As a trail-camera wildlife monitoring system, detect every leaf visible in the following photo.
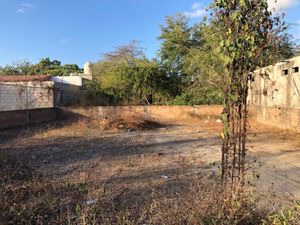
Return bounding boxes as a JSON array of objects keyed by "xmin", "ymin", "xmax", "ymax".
[
  {"xmin": 229, "ymin": 93, "xmax": 238, "ymax": 102},
  {"xmin": 220, "ymin": 40, "xmax": 225, "ymax": 47},
  {"xmin": 225, "ymin": 40, "xmax": 231, "ymax": 47},
  {"xmin": 221, "ymin": 132, "xmax": 225, "ymax": 140}
]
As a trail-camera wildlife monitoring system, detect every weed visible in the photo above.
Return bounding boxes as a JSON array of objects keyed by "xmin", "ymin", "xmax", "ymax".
[{"xmin": 262, "ymin": 201, "xmax": 300, "ymax": 225}]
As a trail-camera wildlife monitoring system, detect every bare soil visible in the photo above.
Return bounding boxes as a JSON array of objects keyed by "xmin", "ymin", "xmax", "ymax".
[{"xmin": 0, "ymin": 117, "xmax": 299, "ymax": 224}]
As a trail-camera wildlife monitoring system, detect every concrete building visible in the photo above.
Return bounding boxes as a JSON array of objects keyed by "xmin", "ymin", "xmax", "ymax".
[
  {"xmin": 50, "ymin": 62, "xmax": 93, "ymax": 106},
  {"xmin": 249, "ymin": 56, "xmax": 300, "ymax": 131},
  {"xmin": 69, "ymin": 62, "xmax": 93, "ymax": 80},
  {"xmin": 84, "ymin": 62, "xmax": 93, "ymax": 76}
]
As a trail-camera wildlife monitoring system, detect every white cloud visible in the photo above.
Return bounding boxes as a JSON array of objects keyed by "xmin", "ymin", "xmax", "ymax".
[
  {"xmin": 59, "ymin": 38, "xmax": 74, "ymax": 44},
  {"xmin": 192, "ymin": 3, "xmax": 202, "ymax": 10},
  {"xmin": 268, "ymin": 0, "xmax": 299, "ymax": 11},
  {"xmin": 16, "ymin": 3, "xmax": 34, "ymax": 14},
  {"xmin": 184, "ymin": 2, "xmax": 206, "ymax": 19}
]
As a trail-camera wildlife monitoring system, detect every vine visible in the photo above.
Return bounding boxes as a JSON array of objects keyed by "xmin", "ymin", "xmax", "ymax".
[{"xmin": 211, "ymin": 0, "xmax": 285, "ymax": 190}]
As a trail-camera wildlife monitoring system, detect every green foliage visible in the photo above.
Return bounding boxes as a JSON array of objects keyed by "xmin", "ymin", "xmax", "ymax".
[
  {"xmin": 92, "ymin": 42, "xmax": 171, "ymax": 105},
  {"xmin": 0, "ymin": 60, "xmax": 33, "ymax": 76},
  {"xmin": 94, "ymin": 61, "xmax": 131, "ymax": 100},
  {"xmin": 158, "ymin": 15, "xmax": 203, "ymax": 92},
  {"xmin": 211, "ymin": 0, "xmax": 293, "ymax": 185},
  {"xmin": 0, "ymin": 58, "xmax": 82, "ymax": 76},
  {"xmin": 0, "ymin": 7, "xmax": 296, "ymax": 107},
  {"xmin": 262, "ymin": 201, "xmax": 300, "ymax": 225},
  {"xmin": 90, "ymin": 11, "xmax": 295, "ymax": 106},
  {"xmin": 158, "ymin": 14, "xmax": 197, "ymax": 75},
  {"xmin": 212, "ymin": 0, "xmax": 286, "ymax": 71},
  {"xmin": 158, "ymin": 15, "xmax": 226, "ymax": 105},
  {"xmin": 180, "ymin": 24, "xmax": 227, "ymax": 105}
]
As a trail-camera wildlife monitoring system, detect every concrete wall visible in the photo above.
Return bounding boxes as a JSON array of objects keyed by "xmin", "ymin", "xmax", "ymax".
[
  {"xmin": 0, "ymin": 108, "xmax": 57, "ymax": 129},
  {"xmin": 54, "ymin": 82, "xmax": 82, "ymax": 107},
  {"xmin": 60, "ymin": 105, "xmax": 223, "ymax": 122},
  {"xmin": 0, "ymin": 81, "xmax": 54, "ymax": 112},
  {"xmin": 250, "ymin": 56, "xmax": 300, "ymax": 109},
  {"xmin": 51, "ymin": 76, "xmax": 83, "ymax": 86},
  {"xmin": 249, "ymin": 56, "xmax": 300, "ymax": 131},
  {"xmin": 250, "ymin": 106, "xmax": 300, "ymax": 132}
]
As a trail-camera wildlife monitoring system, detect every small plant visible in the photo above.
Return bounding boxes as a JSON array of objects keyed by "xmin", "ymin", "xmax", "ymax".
[{"xmin": 262, "ymin": 201, "xmax": 300, "ymax": 225}]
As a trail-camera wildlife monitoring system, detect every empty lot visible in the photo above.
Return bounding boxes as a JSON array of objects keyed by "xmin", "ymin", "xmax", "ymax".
[{"xmin": 0, "ymin": 117, "xmax": 299, "ymax": 224}]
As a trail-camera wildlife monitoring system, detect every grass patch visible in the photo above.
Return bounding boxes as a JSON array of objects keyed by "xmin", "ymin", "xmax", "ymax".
[{"xmin": 1, "ymin": 151, "xmax": 298, "ymax": 225}]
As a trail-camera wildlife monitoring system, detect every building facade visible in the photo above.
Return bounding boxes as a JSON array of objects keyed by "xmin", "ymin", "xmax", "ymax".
[{"xmin": 249, "ymin": 56, "xmax": 300, "ymax": 131}]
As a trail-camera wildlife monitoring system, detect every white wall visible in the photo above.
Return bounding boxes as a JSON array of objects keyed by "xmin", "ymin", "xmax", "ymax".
[
  {"xmin": 250, "ymin": 56, "xmax": 300, "ymax": 109},
  {"xmin": 51, "ymin": 76, "xmax": 83, "ymax": 86}
]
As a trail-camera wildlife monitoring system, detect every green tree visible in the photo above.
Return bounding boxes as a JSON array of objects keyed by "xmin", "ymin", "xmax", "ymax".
[
  {"xmin": 92, "ymin": 42, "xmax": 170, "ymax": 105},
  {"xmin": 158, "ymin": 14, "xmax": 228, "ymax": 105},
  {"xmin": 0, "ymin": 58, "xmax": 82, "ymax": 76},
  {"xmin": 0, "ymin": 60, "xmax": 33, "ymax": 76},
  {"xmin": 180, "ymin": 24, "xmax": 227, "ymax": 105},
  {"xmin": 158, "ymin": 14, "xmax": 202, "ymax": 95},
  {"xmin": 33, "ymin": 58, "xmax": 82, "ymax": 76}
]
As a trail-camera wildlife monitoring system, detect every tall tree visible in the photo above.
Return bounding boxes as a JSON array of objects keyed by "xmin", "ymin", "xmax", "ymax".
[
  {"xmin": 92, "ymin": 42, "xmax": 170, "ymax": 105},
  {"xmin": 158, "ymin": 14, "xmax": 202, "ymax": 94},
  {"xmin": 181, "ymin": 24, "xmax": 227, "ymax": 105}
]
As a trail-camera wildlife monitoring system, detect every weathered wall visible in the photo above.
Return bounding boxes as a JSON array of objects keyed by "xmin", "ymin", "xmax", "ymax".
[
  {"xmin": 0, "ymin": 81, "xmax": 54, "ymax": 112},
  {"xmin": 0, "ymin": 108, "xmax": 57, "ymax": 129},
  {"xmin": 249, "ymin": 56, "xmax": 300, "ymax": 109},
  {"xmin": 250, "ymin": 106, "xmax": 300, "ymax": 132},
  {"xmin": 249, "ymin": 56, "xmax": 300, "ymax": 131},
  {"xmin": 53, "ymin": 82, "xmax": 82, "ymax": 107},
  {"xmin": 60, "ymin": 105, "xmax": 223, "ymax": 122}
]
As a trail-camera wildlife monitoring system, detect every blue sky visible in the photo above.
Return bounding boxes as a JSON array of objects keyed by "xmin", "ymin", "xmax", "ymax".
[{"xmin": 0, "ymin": 0, "xmax": 300, "ymax": 67}]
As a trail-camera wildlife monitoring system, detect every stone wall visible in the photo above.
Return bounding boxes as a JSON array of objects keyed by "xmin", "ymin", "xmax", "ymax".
[
  {"xmin": 60, "ymin": 105, "xmax": 223, "ymax": 122},
  {"xmin": 0, "ymin": 81, "xmax": 54, "ymax": 111}
]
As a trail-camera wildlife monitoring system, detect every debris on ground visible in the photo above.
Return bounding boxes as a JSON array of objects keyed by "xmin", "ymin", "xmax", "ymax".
[
  {"xmin": 97, "ymin": 116, "xmax": 164, "ymax": 131},
  {"xmin": 161, "ymin": 175, "xmax": 171, "ymax": 179},
  {"xmin": 86, "ymin": 199, "xmax": 97, "ymax": 206}
]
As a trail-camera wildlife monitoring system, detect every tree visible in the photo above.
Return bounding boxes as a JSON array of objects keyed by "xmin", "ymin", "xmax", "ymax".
[
  {"xmin": 158, "ymin": 15, "xmax": 202, "ymax": 95},
  {"xmin": 181, "ymin": 24, "xmax": 227, "ymax": 105},
  {"xmin": 92, "ymin": 42, "xmax": 143, "ymax": 103},
  {"xmin": 93, "ymin": 61, "xmax": 133, "ymax": 103},
  {"xmin": 33, "ymin": 58, "xmax": 82, "ymax": 76},
  {"xmin": 211, "ymin": 0, "xmax": 287, "ymax": 188},
  {"xmin": 103, "ymin": 41, "xmax": 145, "ymax": 63},
  {"xmin": 92, "ymin": 42, "xmax": 170, "ymax": 105},
  {"xmin": 158, "ymin": 15, "xmax": 229, "ymax": 105},
  {"xmin": 0, "ymin": 60, "xmax": 33, "ymax": 76},
  {"xmin": 0, "ymin": 58, "xmax": 82, "ymax": 76}
]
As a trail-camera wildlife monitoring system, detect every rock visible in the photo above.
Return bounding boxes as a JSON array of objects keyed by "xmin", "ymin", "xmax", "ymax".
[{"xmin": 86, "ymin": 199, "xmax": 97, "ymax": 206}]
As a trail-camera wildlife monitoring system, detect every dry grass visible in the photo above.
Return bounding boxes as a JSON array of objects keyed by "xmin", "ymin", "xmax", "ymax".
[
  {"xmin": 0, "ymin": 151, "xmax": 272, "ymax": 225},
  {"xmin": 0, "ymin": 117, "xmax": 299, "ymax": 224}
]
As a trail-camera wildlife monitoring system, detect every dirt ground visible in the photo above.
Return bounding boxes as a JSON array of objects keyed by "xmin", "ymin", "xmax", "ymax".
[
  {"xmin": 0, "ymin": 116, "xmax": 300, "ymax": 223},
  {"xmin": 1, "ymin": 117, "xmax": 300, "ymax": 199}
]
